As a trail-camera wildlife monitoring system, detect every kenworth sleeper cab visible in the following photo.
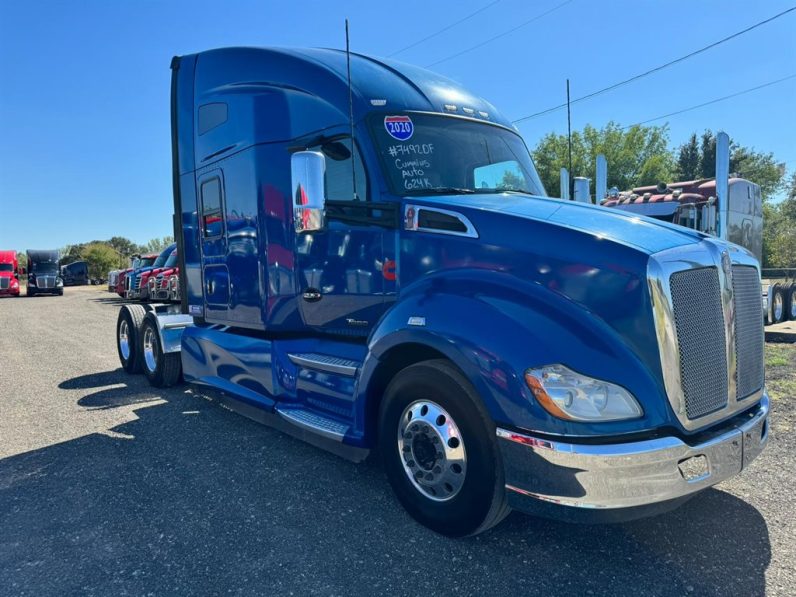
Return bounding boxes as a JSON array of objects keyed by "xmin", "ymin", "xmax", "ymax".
[
  {"xmin": 116, "ymin": 47, "xmax": 768, "ymax": 536},
  {"xmin": 26, "ymin": 249, "xmax": 62, "ymax": 296}
]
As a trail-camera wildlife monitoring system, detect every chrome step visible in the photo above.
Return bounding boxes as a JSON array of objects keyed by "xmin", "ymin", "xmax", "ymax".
[
  {"xmin": 275, "ymin": 407, "xmax": 350, "ymax": 441},
  {"xmin": 288, "ymin": 352, "xmax": 359, "ymax": 377}
]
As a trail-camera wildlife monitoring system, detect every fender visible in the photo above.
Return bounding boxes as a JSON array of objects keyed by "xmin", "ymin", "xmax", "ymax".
[{"xmin": 357, "ymin": 269, "xmax": 670, "ymax": 442}]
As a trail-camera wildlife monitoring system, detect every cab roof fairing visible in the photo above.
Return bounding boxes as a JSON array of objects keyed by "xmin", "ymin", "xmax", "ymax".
[{"xmin": 189, "ymin": 46, "xmax": 514, "ymax": 137}]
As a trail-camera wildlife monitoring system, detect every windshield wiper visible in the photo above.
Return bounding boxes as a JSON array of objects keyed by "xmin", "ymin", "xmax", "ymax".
[
  {"xmin": 471, "ymin": 188, "xmax": 532, "ymax": 195},
  {"xmin": 407, "ymin": 187, "xmax": 475, "ymax": 195}
]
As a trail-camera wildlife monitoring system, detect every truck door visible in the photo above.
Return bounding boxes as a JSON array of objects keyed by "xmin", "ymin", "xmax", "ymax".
[
  {"xmin": 198, "ymin": 171, "xmax": 231, "ymax": 321},
  {"xmin": 295, "ymin": 139, "xmax": 396, "ymax": 335}
]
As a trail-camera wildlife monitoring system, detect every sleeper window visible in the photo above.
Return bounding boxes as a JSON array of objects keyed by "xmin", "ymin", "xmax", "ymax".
[{"xmin": 201, "ymin": 178, "xmax": 223, "ymax": 237}]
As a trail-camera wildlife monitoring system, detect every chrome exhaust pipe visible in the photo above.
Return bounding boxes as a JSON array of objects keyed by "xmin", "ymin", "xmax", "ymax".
[
  {"xmin": 560, "ymin": 167, "xmax": 570, "ymax": 200},
  {"xmin": 595, "ymin": 154, "xmax": 607, "ymax": 203},
  {"xmin": 716, "ymin": 131, "xmax": 730, "ymax": 240}
]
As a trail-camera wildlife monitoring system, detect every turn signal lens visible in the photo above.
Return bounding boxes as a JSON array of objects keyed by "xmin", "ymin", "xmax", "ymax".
[{"xmin": 525, "ymin": 364, "xmax": 642, "ymax": 422}]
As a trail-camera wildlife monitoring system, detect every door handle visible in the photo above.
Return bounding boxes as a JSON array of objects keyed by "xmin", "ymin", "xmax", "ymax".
[{"xmin": 302, "ymin": 288, "xmax": 322, "ymax": 302}]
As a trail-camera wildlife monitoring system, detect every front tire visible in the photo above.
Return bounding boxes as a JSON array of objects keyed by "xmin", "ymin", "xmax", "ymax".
[
  {"xmin": 26, "ymin": 288, "xmax": 34, "ymax": 297},
  {"xmin": 140, "ymin": 315, "xmax": 182, "ymax": 388},
  {"xmin": 378, "ymin": 359, "xmax": 509, "ymax": 537}
]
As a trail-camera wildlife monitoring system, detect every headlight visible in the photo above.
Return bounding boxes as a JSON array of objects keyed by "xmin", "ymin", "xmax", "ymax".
[
  {"xmin": 57, "ymin": 278, "xmax": 64, "ymax": 286},
  {"xmin": 525, "ymin": 364, "xmax": 642, "ymax": 422},
  {"xmin": 28, "ymin": 279, "xmax": 36, "ymax": 287}
]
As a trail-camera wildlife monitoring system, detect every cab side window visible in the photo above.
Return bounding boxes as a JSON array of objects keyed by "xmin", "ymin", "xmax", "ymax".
[
  {"xmin": 310, "ymin": 138, "xmax": 368, "ymax": 201},
  {"xmin": 201, "ymin": 177, "xmax": 224, "ymax": 237}
]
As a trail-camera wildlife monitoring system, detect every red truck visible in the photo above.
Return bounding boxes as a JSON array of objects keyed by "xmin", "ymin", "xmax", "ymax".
[{"xmin": 0, "ymin": 250, "xmax": 21, "ymax": 297}]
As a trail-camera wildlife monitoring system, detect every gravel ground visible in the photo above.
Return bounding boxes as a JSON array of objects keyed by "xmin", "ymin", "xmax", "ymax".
[{"xmin": 0, "ymin": 287, "xmax": 794, "ymax": 596}]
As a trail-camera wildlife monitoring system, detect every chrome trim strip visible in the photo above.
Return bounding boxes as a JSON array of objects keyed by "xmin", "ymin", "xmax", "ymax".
[
  {"xmin": 404, "ymin": 204, "xmax": 479, "ymax": 238},
  {"xmin": 497, "ymin": 393, "xmax": 768, "ymax": 510},
  {"xmin": 288, "ymin": 353, "xmax": 359, "ymax": 377},
  {"xmin": 647, "ymin": 241, "xmax": 761, "ymax": 431}
]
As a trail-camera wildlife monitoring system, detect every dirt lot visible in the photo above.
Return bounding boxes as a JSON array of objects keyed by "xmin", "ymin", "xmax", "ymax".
[{"xmin": 0, "ymin": 286, "xmax": 794, "ymax": 596}]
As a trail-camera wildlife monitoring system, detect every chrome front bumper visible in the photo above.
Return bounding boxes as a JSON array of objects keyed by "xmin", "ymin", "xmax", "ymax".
[{"xmin": 497, "ymin": 393, "xmax": 769, "ymax": 521}]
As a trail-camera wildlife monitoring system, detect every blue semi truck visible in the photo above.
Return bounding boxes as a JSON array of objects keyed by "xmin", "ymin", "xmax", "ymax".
[{"xmin": 116, "ymin": 47, "xmax": 768, "ymax": 536}]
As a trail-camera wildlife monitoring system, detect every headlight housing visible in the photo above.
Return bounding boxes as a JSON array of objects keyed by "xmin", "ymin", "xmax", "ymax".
[
  {"xmin": 28, "ymin": 278, "xmax": 36, "ymax": 287},
  {"xmin": 525, "ymin": 364, "xmax": 642, "ymax": 422}
]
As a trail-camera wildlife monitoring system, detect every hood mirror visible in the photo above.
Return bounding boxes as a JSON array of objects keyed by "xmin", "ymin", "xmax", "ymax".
[{"xmin": 291, "ymin": 151, "xmax": 326, "ymax": 233}]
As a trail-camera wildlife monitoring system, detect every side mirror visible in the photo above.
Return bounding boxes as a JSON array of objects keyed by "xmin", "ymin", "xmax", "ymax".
[{"xmin": 291, "ymin": 151, "xmax": 326, "ymax": 233}]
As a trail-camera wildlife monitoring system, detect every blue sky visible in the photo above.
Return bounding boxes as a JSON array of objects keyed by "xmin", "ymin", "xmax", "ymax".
[{"xmin": 1, "ymin": 0, "xmax": 794, "ymax": 249}]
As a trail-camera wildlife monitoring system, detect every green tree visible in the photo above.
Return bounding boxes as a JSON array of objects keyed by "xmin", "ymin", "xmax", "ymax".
[
  {"xmin": 676, "ymin": 133, "xmax": 700, "ymax": 180},
  {"xmin": 108, "ymin": 236, "xmax": 144, "ymax": 259},
  {"xmin": 144, "ymin": 236, "xmax": 174, "ymax": 254},
  {"xmin": 699, "ymin": 131, "xmax": 716, "ymax": 179},
  {"xmin": 532, "ymin": 122, "xmax": 675, "ymax": 199},
  {"xmin": 81, "ymin": 243, "xmax": 119, "ymax": 280},
  {"xmin": 678, "ymin": 130, "xmax": 785, "ymax": 199}
]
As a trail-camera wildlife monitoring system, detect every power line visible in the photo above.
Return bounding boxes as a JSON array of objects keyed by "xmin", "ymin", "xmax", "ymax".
[
  {"xmin": 512, "ymin": 5, "xmax": 796, "ymax": 124},
  {"xmin": 425, "ymin": 0, "xmax": 574, "ymax": 68},
  {"xmin": 623, "ymin": 73, "xmax": 796, "ymax": 128},
  {"xmin": 388, "ymin": 1, "xmax": 501, "ymax": 57}
]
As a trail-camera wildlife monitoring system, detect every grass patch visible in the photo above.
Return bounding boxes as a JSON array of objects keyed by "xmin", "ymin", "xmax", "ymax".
[{"xmin": 766, "ymin": 343, "xmax": 796, "ymax": 401}]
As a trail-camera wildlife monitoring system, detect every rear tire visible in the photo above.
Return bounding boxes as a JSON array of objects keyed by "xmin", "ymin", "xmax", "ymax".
[
  {"xmin": 378, "ymin": 359, "xmax": 509, "ymax": 537},
  {"xmin": 140, "ymin": 315, "xmax": 182, "ymax": 388},
  {"xmin": 771, "ymin": 285, "xmax": 786, "ymax": 324},
  {"xmin": 117, "ymin": 304, "xmax": 146, "ymax": 373},
  {"xmin": 787, "ymin": 284, "xmax": 796, "ymax": 322}
]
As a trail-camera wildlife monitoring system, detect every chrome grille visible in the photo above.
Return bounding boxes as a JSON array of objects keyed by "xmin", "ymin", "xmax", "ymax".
[
  {"xmin": 0, "ymin": 278, "xmax": 8, "ymax": 290},
  {"xmin": 39, "ymin": 276, "xmax": 54, "ymax": 289},
  {"xmin": 732, "ymin": 265, "xmax": 765, "ymax": 399},
  {"xmin": 669, "ymin": 267, "xmax": 728, "ymax": 419}
]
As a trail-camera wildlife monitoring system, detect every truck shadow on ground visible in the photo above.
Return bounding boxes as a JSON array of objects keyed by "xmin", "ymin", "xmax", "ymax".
[
  {"xmin": 87, "ymin": 295, "xmax": 128, "ymax": 305},
  {"xmin": 0, "ymin": 372, "xmax": 771, "ymax": 596}
]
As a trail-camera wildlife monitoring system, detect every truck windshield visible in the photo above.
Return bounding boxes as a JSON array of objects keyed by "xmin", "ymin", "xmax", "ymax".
[
  {"xmin": 151, "ymin": 249, "xmax": 173, "ymax": 269},
  {"xmin": 370, "ymin": 112, "xmax": 546, "ymax": 197},
  {"xmin": 0, "ymin": 264, "xmax": 13, "ymax": 272},
  {"xmin": 164, "ymin": 252, "xmax": 178, "ymax": 268},
  {"xmin": 32, "ymin": 261, "xmax": 58, "ymax": 273}
]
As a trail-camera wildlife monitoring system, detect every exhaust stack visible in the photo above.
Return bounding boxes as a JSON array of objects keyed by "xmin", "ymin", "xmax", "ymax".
[
  {"xmin": 595, "ymin": 154, "xmax": 607, "ymax": 204},
  {"xmin": 573, "ymin": 177, "xmax": 591, "ymax": 204},
  {"xmin": 715, "ymin": 131, "xmax": 730, "ymax": 240},
  {"xmin": 560, "ymin": 168, "xmax": 570, "ymax": 200}
]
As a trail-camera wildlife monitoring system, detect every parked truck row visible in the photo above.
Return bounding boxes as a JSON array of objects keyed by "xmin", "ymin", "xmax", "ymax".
[
  {"xmin": 0, "ymin": 249, "xmax": 66, "ymax": 297},
  {"xmin": 106, "ymin": 243, "xmax": 181, "ymax": 303},
  {"xmin": 114, "ymin": 47, "xmax": 768, "ymax": 536}
]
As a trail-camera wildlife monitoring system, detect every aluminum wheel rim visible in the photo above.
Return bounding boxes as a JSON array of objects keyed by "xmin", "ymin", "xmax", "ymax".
[
  {"xmin": 143, "ymin": 327, "xmax": 157, "ymax": 373},
  {"xmin": 397, "ymin": 400, "xmax": 467, "ymax": 502},
  {"xmin": 790, "ymin": 292, "xmax": 796, "ymax": 320},
  {"xmin": 119, "ymin": 320, "xmax": 130, "ymax": 360},
  {"xmin": 774, "ymin": 293, "xmax": 784, "ymax": 321}
]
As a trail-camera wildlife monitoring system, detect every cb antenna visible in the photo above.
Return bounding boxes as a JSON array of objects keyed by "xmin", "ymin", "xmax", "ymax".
[{"xmin": 346, "ymin": 18, "xmax": 358, "ymax": 200}]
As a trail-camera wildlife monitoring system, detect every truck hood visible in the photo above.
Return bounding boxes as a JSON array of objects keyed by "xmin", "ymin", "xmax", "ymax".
[{"xmin": 416, "ymin": 193, "xmax": 703, "ymax": 254}]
